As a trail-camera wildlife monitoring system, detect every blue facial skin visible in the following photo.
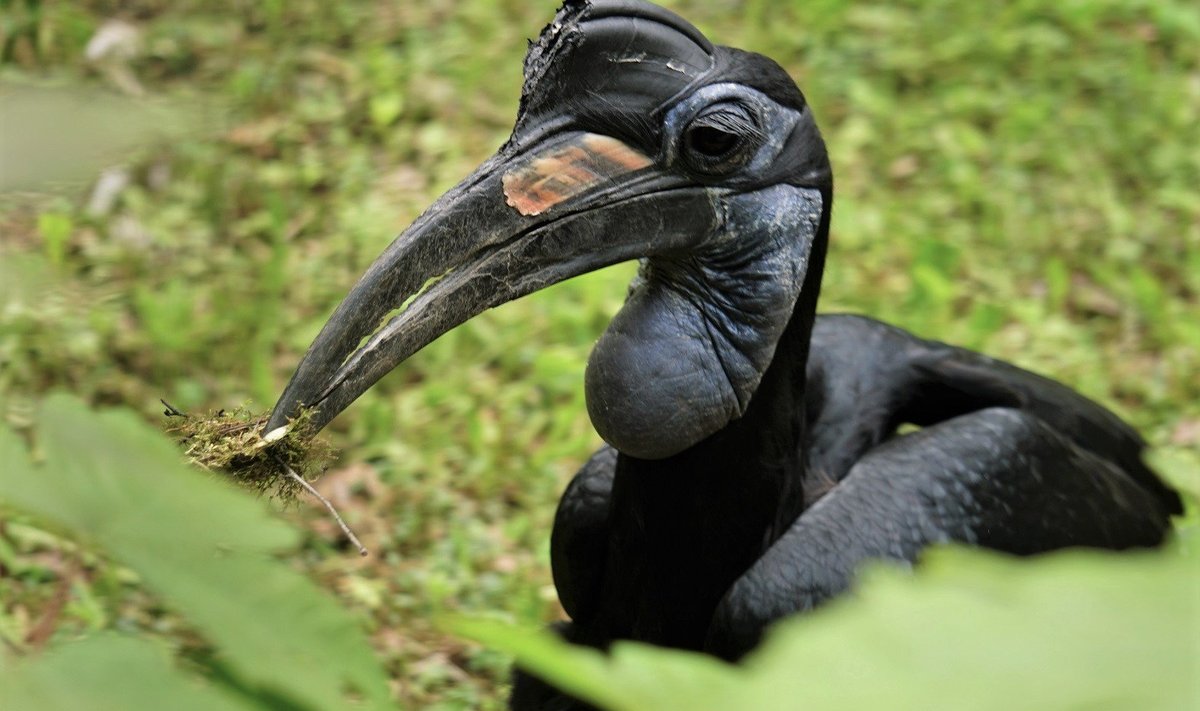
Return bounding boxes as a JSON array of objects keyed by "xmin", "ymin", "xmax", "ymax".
[{"xmin": 585, "ymin": 86, "xmax": 824, "ymax": 460}]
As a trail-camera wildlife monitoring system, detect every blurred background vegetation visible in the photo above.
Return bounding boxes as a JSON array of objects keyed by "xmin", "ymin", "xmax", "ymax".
[{"xmin": 1, "ymin": 0, "xmax": 1197, "ymax": 708}]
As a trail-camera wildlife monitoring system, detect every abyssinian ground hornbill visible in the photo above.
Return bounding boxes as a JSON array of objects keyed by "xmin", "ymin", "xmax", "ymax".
[{"xmin": 266, "ymin": 2, "xmax": 1181, "ymax": 707}]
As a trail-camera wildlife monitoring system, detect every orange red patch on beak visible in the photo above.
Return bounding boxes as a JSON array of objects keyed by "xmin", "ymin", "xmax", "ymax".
[{"xmin": 502, "ymin": 133, "xmax": 653, "ymax": 216}]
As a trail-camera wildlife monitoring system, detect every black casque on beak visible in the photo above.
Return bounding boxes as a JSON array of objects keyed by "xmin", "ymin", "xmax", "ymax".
[{"xmin": 267, "ymin": 0, "xmax": 831, "ymax": 457}]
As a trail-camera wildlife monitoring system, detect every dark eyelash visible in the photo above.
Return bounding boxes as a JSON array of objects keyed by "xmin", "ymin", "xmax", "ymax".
[{"xmin": 692, "ymin": 107, "xmax": 763, "ymax": 141}]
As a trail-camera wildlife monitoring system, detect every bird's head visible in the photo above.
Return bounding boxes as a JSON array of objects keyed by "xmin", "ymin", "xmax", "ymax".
[{"xmin": 268, "ymin": 0, "xmax": 831, "ymax": 459}]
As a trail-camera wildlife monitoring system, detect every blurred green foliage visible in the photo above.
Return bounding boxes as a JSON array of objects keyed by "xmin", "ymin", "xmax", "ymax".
[
  {"xmin": 454, "ymin": 539, "xmax": 1198, "ymax": 710},
  {"xmin": 1, "ymin": 0, "xmax": 1197, "ymax": 708},
  {"xmin": 1, "ymin": 394, "xmax": 390, "ymax": 709}
]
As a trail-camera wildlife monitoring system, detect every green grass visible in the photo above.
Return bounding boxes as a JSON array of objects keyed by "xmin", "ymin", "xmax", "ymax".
[{"xmin": 2, "ymin": 0, "xmax": 1197, "ymax": 707}]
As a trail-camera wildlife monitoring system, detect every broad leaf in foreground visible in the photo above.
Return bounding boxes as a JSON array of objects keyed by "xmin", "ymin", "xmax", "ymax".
[
  {"xmin": 453, "ymin": 542, "xmax": 1198, "ymax": 711},
  {"xmin": 0, "ymin": 394, "xmax": 390, "ymax": 709},
  {"xmin": 0, "ymin": 635, "xmax": 258, "ymax": 711}
]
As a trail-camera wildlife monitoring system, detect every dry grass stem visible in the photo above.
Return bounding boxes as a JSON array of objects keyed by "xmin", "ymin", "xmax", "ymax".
[
  {"xmin": 273, "ymin": 454, "xmax": 368, "ymax": 556},
  {"xmin": 162, "ymin": 401, "xmax": 366, "ymax": 554}
]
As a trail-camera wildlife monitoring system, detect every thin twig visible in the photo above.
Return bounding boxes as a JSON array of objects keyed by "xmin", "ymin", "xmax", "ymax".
[
  {"xmin": 160, "ymin": 399, "xmax": 189, "ymax": 418},
  {"xmin": 272, "ymin": 453, "xmax": 369, "ymax": 557}
]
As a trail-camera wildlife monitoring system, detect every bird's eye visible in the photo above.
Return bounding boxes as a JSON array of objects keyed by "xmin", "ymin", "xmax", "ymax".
[
  {"xmin": 687, "ymin": 125, "xmax": 740, "ymax": 158},
  {"xmin": 680, "ymin": 103, "xmax": 760, "ymax": 174}
]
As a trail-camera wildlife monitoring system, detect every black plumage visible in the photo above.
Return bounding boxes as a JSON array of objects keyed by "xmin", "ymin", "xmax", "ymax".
[{"xmin": 265, "ymin": 3, "xmax": 1181, "ymax": 709}]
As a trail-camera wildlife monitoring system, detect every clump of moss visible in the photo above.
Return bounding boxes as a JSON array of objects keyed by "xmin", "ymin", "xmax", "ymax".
[
  {"xmin": 163, "ymin": 401, "xmax": 366, "ymax": 555},
  {"xmin": 164, "ymin": 403, "xmax": 334, "ymax": 501}
]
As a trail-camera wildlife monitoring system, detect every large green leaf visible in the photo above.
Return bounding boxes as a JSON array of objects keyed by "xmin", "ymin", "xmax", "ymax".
[
  {"xmin": 0, "ymin": 85, "xmax": 202, "ymax": 191},
  {"xmin": 451, "ymin": 619, "xmax": 742, "ymax": 711},
  {"xmin": 0, "ymin": 394, "xmax": 390, "ymax": 709},
  {"xmin": 0, "ymin": 635, "xmax": 257, "ymax": 711},
  {"xmin": 453, "ymin": 543, "xmax": 1199, "ymax": 711}
]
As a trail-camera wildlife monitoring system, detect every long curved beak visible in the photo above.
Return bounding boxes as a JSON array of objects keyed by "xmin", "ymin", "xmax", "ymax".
[{"xmin": 267, "ymin": 131, "xmax": 718, "ymax": 433}]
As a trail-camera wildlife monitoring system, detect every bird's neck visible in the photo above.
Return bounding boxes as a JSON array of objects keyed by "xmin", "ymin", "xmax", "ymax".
[{"xmin": 594, "ymin": 230, "xmax": 827, "ymax": 650}]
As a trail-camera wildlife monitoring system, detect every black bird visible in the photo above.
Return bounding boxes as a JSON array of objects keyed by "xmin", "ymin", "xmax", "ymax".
[{"xmin": 267, "ymin": 1, "xmax": 1181, "ymax": 706}]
